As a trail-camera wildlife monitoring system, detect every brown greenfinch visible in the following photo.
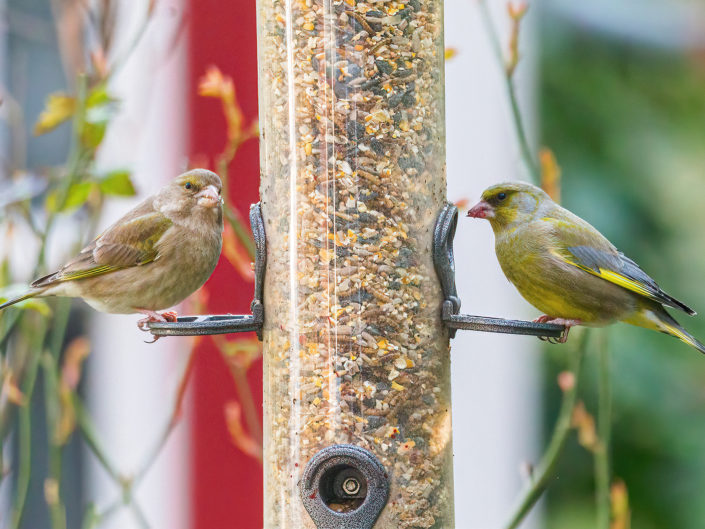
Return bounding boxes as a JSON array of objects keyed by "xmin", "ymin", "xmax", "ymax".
[
  {"xmin": 467, "ymin": 181, "xmax": 704, "ymax": 353},
  {"xmin": 0, "ymin": 169, "xmax": 223, "ymax": 331}
]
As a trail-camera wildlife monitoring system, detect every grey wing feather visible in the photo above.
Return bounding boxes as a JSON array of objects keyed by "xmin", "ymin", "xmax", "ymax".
[{"xmin": 566, "ymin": 245, "xmax": 696, "ymax": 315}]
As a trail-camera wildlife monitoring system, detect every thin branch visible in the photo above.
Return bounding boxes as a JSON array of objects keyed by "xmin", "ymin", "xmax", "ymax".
[
  {"xmin": 42, "ymin": 355, "xmax": 67, "ymax": 529},
  {"xmin": 504, "ymin": 330, "xmax": 590, "ymax": 529},
  {"xmin": 476, "ymin": 0, "xmax": 541, "ymax": 183},
  {"xmin": 7, "ymin": 317, "xmax": 47, "ymax": 528},
  {"xmin": 134, "ymin": 351, "xmax": 195, "ymax": 484},
  {"xmin": 73, "ymin": 395, "xmax": 120, "ymax": 482},
  {"xmin": 9, "ymin": 403, "xmax": 32, "ymax": 529},
  {"xmin": 595, "ymin": 332, "xmax": 611, "ymax": 529},
  {"xmin": 107, "ymin": 4, "xmax": 154, "ymax": 80},
  {"xmin": 73, "ymin": 394, "xmax": 151, "ymax": 528}
]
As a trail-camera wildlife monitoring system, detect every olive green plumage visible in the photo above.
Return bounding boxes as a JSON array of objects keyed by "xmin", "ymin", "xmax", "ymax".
[
  {"xmin": 468, "ymin": 181, "xmax": 705, "ymax": 353},
  {"xmin": 0, "ymin": 169, "xmax": 223, "ymax": 317}
]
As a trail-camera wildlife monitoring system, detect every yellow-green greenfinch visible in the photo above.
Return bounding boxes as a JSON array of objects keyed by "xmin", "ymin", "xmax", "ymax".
[
  {"xmin": 0, "ymin": 169, "xmax": 223, "ymax": 331},
  {"xmin": 467, "ymin": 181, "xmax": 704, "ymax": 353}
]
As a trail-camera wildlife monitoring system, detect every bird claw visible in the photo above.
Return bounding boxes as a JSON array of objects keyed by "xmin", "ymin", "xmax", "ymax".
[
  {"xmin": 136, "ymin": 310, "xmax": 179, "ymax": 343},
  {"xmin": 535, "ymin": 317, "xmax": 581, "ymax": 344}
]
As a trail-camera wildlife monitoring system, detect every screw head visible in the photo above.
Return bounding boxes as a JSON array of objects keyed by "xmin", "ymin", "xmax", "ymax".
[{"xmin": 342, "ymin": 477, "xmax": 361, "ymax": 496}]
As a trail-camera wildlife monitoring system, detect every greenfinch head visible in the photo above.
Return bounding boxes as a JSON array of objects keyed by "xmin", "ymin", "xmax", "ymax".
[{"xmin": 467, "ymin": 182, "xmax": 549, "ymax": 232}]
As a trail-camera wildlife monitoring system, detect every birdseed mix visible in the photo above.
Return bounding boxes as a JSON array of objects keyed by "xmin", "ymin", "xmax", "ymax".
[{"xmin": 257, "ymin": 0, "xmax": 453, "ymax": 526}]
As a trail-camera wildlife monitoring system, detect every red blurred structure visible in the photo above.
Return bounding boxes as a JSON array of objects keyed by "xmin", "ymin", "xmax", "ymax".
[{"xmin": 187, "ymin": 1, "xmax": 263, "ymax": 527}]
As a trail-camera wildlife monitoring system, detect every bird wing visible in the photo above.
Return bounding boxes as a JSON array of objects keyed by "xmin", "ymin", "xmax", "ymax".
[
  {"xmin": 32, "ymin": 211, "xmax": 173, "ymax": 288},
  {"xmin": 544, "ymin": 216, "xmax": 695, "ymax": 315}
]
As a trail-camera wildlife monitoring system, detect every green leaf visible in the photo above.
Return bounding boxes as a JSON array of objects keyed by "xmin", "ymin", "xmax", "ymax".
[
  {"xmin": 80, "ymin": 122, "xmax": 107, "ymax": 149},
  {"xmin": 85, "ymin": 85, "xmax": 112, "ymax": 108},
  {"xmin": 63, "ymin": 182, "xmax": 95, "ymax": 211},
  {"xmin": 46, "ymin": 182, "xmax": 96, "ymax": 212},
  {"xmin": 0, "ymin": 259, "xmax": 10, "ymax": 289},
  {"xmin": 14, "ymin": 298, "xmax": 52, "ymax": 317},
  {"xmin": 81, "ymin": 88, "xmax": 119, "ymax": 149},
  {"xmin": 80, "ymin": 502, "xmax": 100, "ymax": 529},
  {"xmin": 99, "ymin": 170, "xmax": 135, "ymax": 196}
]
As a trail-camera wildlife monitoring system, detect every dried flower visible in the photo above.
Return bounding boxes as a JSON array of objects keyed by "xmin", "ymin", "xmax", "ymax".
[
  {"xmin": 2, "ymin": 370, "xmax": 26, "ymax": 406},
  {"xmin": 611, "ymin": 479, "xmax": 631, "ymax": 529},
  {"xmin": 225, "ymin": 401, "xmax": 262, "ymax": 461},
  {"xmin": 34, "ymin": 93, "xmax": 76, "ymax": 136},
  {"xmin": 571, "ymin": 401, "xmax": 598, "ymax": 452},
  {"xmin": 56, "ymin": 336, "xmax": 91, "ymax": 444},
  {"xmin": 506, "ymin": 2, "xmax": 529, "ymax": 77}
]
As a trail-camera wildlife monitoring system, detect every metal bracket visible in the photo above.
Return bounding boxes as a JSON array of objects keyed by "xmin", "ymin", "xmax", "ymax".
[
  {"xmin": 148, "ymin": 202, "xmax": 266, "ymax": 340},
  {"xmin": 300, "ymin": 444, "xmax": 390, "ymax": 529},
  {"xmin": 433, "ymin": 203, "xmax": 565, "ymax": 341}
]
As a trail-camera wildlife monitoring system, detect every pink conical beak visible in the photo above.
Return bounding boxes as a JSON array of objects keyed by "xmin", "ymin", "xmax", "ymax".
[
  {"xmin": 467, "ymin": 200, "xmax": 494, "ymax": 219},
  {"xmin": 195, "ymin": 185, "xmax": 221, "ymax": 208}
]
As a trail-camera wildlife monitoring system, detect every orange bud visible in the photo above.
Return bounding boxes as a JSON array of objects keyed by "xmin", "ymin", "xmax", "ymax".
[
  {"xmin": 557, "ymin": 370, "xmax": 575, "ymax": 392},
  {"xmin": 539, "ymin": 147, "xmax": 561, "ymax": 203},
  {"xmin": 453, "ymin": 197, "xmax": 470, "ymax": 211}
]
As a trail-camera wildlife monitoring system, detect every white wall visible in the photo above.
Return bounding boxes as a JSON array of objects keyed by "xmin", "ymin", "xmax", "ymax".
[
  {"xmin": 87, "ymin": 1, "xmax": 191, "ymax": 528},
  {"xmin": 446, "ymin": 0, "xmax": 541, "ymax": 527}
]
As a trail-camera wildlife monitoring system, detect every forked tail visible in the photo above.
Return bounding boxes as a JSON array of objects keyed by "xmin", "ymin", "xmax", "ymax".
[
  {"xmin": 0, "ymin": 292, "xmax": 38, "ymax": 312},
  {"xmin": 626, "ymin": 305, "xmax": 705, "ymax": 354}
]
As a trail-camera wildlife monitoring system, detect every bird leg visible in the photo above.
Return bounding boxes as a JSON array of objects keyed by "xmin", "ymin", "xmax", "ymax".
[
  {"xmin": 136, "ymin": 310, "xmax": 178, "ymax": 343},
  {"xmin": 534, "ymin": 316, "xmax": 582, "ymax": 344},
  {"xmin": 533, "ymin": 315, "xmax": 553, "ymax": 324}
]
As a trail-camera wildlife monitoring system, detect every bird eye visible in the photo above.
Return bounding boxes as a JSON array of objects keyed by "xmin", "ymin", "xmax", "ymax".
[
  {"xmin": 497, "ymin": 192, "xmax": 507, "ymax": 201},
  {"xmin": 185, "ymin": 182, "xmax": 193, "ymax": 190}
]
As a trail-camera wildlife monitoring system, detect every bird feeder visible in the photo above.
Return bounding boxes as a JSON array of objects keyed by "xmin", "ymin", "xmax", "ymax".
[{"xmin": 148, "ymin": 0, "xmax": 564, "ymax": 526}]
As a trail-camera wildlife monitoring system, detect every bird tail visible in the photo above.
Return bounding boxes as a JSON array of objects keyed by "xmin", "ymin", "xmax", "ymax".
[
  {"xmin": 626, "ymin": 305, "xmax": 705, "ymax": 354},
  {"xmin": 0, "ymin": 292, "xmax": 39, "ymax": 312}
]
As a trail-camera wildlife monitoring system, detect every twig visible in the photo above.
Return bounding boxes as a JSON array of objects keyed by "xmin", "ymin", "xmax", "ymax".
[
  {"xmin": 9, "ymin": 317, "xmax": 48, "ymax": 529},
  {"xmin": 476, "ymin": 0, "xmax": 541, "ymax": 183},
  {"xmin": 108, "ymin": 4, "xmax": 153, "ymax": 80},
  {"xmin": 595, "ymin": 332, "xmax": 611, "ymax": 529},
  {"xmin": 73, "ymin": 394, "xmax": 151, "ymax": 528},
  {"xmin": 35, "ymin": 75, "xmax": 89, "ymax": 277},
  {"xmin": 73, "ymin": 395, "xmax": 120, "ymax": 482},
  {"xmin": 504, "ymin": 329, "xmax": 590, "ymax": 529},
  {"xmin": 42, "ymin": 357, "xmax": 66, "ymax": 529},
  {"xmin": 134, "ymin": 351, "xmax": 195, "ymax": 484},
  {"xmin": 10, "ymin": 403, "xmax": 32, "ymax": 529}
]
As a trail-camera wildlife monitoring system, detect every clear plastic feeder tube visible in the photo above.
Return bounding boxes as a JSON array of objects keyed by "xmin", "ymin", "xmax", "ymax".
[{"xmin": 257, "ymin": 0, "xmax": 453, "ymax": 526}]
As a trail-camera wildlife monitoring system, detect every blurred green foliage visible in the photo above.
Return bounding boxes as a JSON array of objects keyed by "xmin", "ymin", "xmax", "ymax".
[{"xmin": 540, "ymin": 14, "xmax": 705, "ymax": 529}]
